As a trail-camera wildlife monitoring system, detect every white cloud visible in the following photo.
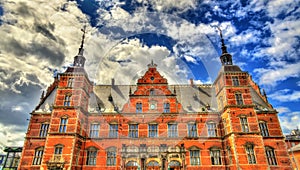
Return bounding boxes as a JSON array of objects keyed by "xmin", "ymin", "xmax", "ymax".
[
  {"xmin": 267, "ymin": 0, "xmax": 298, "ymax": 17},
  {"xmin": 0, "ymin": 123, "xmax": 26, "ymax": 152},
  {"xmin": 276, "ymin": 106, "xmax": 291, "ymax": 113},
  {"xmin": 279, "ymin": 111, "xmax": 300, "ymax": 134},
  {"xmin": 254, "ymin": 62, "xmax": 300, "ymax": 86},
  {"xmin": 269, "ymin": 89, "xmax": 300, "ymax": 102},
  {"xmin": 95, "ymin": 38, "xmax": 193, "ymax": 85},
  {"xmin": 141, "ymin": 0, "xmax": 197, "ymax": 12}
]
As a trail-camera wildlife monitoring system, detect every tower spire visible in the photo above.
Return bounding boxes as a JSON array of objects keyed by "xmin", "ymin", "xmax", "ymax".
[
  {"xmin": 78, "ymin": 25, "xmax": 86, "ymax": 55},
  {"xmin": 73, "ymin": 25, "xmax": 87, "ymax": 67},
  {"xmin": 215, "ymin": 26, "xmax": 232, "ymax": 65}
]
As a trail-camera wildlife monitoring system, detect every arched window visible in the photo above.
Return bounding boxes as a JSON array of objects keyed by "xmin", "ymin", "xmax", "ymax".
[
  {"xmin": 163, "ymin": 102, "xmax": 170, "ymax": 113},
  {"xmin": 147, "ymin": 161, "xmax": 159, "ymax": 167},
  {"xmin": 86, "ymin": 147, "xmax": 97, "ymax": 166},
  {"xmin": 207, "ymin": 121, "xmax": 217, "ymax": 137},
  {"xmin": 169, "ymin": 160, "xmax": 180, "ymax": 167},
  {"xmin": 32, "ymin": 147, "xmax": 44, "ymax": 165},
  {"xmin": 265, "ymin": 147, "xmax": 277, "ymax": 165}
]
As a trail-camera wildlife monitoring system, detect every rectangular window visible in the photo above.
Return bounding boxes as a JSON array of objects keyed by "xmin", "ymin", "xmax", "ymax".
[
  {"xmin": 55, "ymin": 147, "xmax": 62, "ymax": 155},
  {"xmin": 90, "ymin": 123, "xmax": 100, "ymax": 138},
  {"xmin": 168, "ymin": 123, "xmax": 178, "ymax": 138},
  {"xmin": 59, "ymin": 118, "xmax": 68, "ymax": 133},
  {"xmin": 86, "ymin": 150, "xmax": 97, "ymax": 165},
  {"xmin": 188, "ymin": 123, "xmax": 197, "ymax": 137},
  {"xmin": 67, "ymin": 78, "xmax": 74, "ymax": 87},
  {"xmin": 190, "ymin": 150, "xmax": 200, "ymax": 165},
  {"xmin": 245, "ymin": 145, "xmax": 256, "ymax": 164},
  {"xmin": 259, "ymin": 122, "xmax": 269, "ymax": 137},
  {"xmin": 266, "ymin": 148, "xmax": 277, "ymax": 165},
  {"xmin": 39, "ymin": 123, "xmax": 49, "ymax": 137},
  {"xmin": 240, "ymin": 117, "xmax": 249, "ymax": 132},
  {"xmin": 235, "ymin": 93, "xmax": 243, "ymax": 105},
  {"xmin": 64, "ymin": 95, "xmax": 71, "ymax": 106},
  {"xmin": 163, "ymin": 103, "xmax": 170, "ymax": 113},
  {"xmin": 232, "ymin": 76, "xmax": 239, "ymax": 86},
  {"xmin": 109, "ymin": 124, "xmax": 118, "ymax": 138},
  {"xmin": 207, "ymin": 122, "xmax": 217, "ymax": 137},
  {"xmin": 148, "ymin": 124, "xmax": 158, "ymax": 138},
  {"xmin": 32, "ymin": 149, "xmax": 43, "ymax": 165},
  {"xmin": 210, "ymin": 149, "xmax": 221, "ymax": 165},
  {"xmin": 136, "ymin": 102, "xmax": 142, "ymax": 113},
  {"xmin": 54, "ymin": 146, "xmax": 63, "ymax": 162},
  {"xmin": 128, "ymin": 124, "xmax": 138, "ymax": 138},
  {"xmin": 107, "ymin": 150, "xmax": 116, "ymax": 166}
]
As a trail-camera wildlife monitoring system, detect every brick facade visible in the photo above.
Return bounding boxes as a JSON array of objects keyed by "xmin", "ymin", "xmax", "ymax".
[{"xmin": 18, "ymin": 37, "xmax": 292, "ymax": 170}]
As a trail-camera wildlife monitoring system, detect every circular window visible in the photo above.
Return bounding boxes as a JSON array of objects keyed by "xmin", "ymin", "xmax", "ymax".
[{"xmin": 150, "ymin": 77, "xmax": 154, "ymax": 80}]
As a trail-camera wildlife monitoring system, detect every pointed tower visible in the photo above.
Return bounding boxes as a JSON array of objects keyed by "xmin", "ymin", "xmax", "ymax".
[
  {"xmin": 214, "ymin": 28, "xmax": 291, "ymax": 169},
  {"xmin": 40, "ymin": 27, "xmax": 93, "ymax": 170}
]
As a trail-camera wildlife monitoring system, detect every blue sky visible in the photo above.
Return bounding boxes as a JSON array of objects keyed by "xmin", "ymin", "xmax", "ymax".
[{"xmin": 0, "ymin": 0, "xmax": 299, "ymax": 151}]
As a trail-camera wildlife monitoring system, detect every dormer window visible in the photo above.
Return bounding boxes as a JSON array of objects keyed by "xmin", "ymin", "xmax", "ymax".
[
  {"xmin": 163, "ymin": 102, "xmax": 170, "ymax": 113},
  {"xmin": 150, "ymin": 89, "xmax": 155, "ymax": 95},
  {"xmin": 136, "ymin": 102, "xmax": 142, "ymax": 113}
]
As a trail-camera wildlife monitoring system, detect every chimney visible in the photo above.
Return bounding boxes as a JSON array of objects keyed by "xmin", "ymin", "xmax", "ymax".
[
  {"xmin": 190, "ymin": 78, "xmax": 194, "ymax": 86},
  {"xmin": 111, "ymin": 78, "xmax": 115, "ymax": 86}
]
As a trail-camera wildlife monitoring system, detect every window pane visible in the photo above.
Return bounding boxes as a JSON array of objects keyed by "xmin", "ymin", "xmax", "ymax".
[
  {"xmin": 59, "ymin": 118, "xmax": 68, "ymax": 133},
  {"xmin": 129, "ymin": 124, "xmax": 138, "ymax": 138},
  {"xmin": 168, "ymin": 123, "xmax": 177, "ymax": 137},
  {"xmin": 207, "ymin": 122, "xmax": 217, "ymax": 137},
  {"xmin": 149, "ymin": 124, "xmax": 158, "ymax": 138},
  {"xmin": 90, "ymin": 124, "xmax": 100, "ymax": 138},
  {"xmin": 190, "ymin": 150, "xmax": 200, "ymax": 165},
  {"xmin": 245, "ymin": 145, "xmax": 256, "ymax": 164},
  {"xmin": 109, "ymin": 124, "xmax": 118, "ymax": 138},
  {"xmin": 188, "ymin": 123, "xmax": 197, "ymax": 137}
]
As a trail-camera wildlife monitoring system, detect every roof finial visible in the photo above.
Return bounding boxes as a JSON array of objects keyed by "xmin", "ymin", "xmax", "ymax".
[
  {"xmin": 73, "ymin": 25, "xmax": 87, "ymax": 68},
  {"xmin": 211, "ymin": 25, "xmax": 233, "ymax": 65},
  {"xmin": 78, "ymin": 25, "xmax": 86, "ymax": 55},
  {"xmin": 147, "ymin": 59, "xmax": 157, "ymax": 68},
  {"xmin": 216, "ymin": 26, "xmax": 228, "ymax": 55}
]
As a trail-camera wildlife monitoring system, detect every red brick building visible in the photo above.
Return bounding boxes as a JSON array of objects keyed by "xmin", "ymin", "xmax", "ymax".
[{"xmin": 18, "ymin": 33, "xmax": 292, "ymax": 170}]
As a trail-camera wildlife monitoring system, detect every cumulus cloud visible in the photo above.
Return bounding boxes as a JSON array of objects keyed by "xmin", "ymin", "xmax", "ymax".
[
  {"xmin": 279, "ymin": 111, "xmax": 300, "ymax": 134},
  {"xmin": 269, "ymin": 89, "xmax": 300, "ymax": 102},
  {"xmin": 254, "ymin": 62, "xmax": 300, "ymax": 86}
]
